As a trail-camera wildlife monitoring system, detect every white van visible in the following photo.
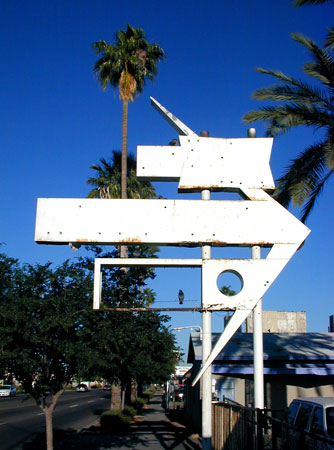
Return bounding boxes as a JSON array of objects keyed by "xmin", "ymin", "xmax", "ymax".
[{"xmin": 287, "ymin": 397, "xmax": 334, "ymax": 449}]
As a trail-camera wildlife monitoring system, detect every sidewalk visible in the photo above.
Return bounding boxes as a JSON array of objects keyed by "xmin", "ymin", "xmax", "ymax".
[{"xmin": 53, "ymin": 389, "xmax": 202, "ymax": 449}]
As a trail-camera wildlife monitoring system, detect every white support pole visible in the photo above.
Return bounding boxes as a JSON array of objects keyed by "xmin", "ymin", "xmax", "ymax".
[
  {"xmin": 252, "ymin": 245, "xmax": 264, "ymax": 450},
  {"xmin": 252, "ymin": 245, "xmax": 264, "ymax": 409},
  {"xmin": 201, "ymin": 187, "xmax": 212, "ymax": 450},
  {"xmin": 248, "ymin": 127, "xmax": 264, "ymax": 447}
]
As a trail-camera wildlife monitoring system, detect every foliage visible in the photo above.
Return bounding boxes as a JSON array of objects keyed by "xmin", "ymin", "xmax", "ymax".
[
  {"xmin": 0, "ymin": 254, "xmax": 95, "ymax": 449},
  {"xmin": 86, "ymin": 152, "xmax": 160, "ymax": 296},
  {"xmin": 135, "ymin": 397, "xmax": 147, "ymax": 409},
  {"xmin": 81, "ymin": 285, "xmax": 178, "ymax": 391},
  {"xmin": 87, "ymin": 150, "xmax": 160, "ymax": 265},
  {"xmin": 0, "ymin": 256, "xmax": 92, "ymax": 398},
  {"xmin": 220, "ymin": 285, "xmax": 236, "ymax": 296},
  {"xmin": 93, "ymin": 24, "xmax": 165, "ymax": 102},
  {"xmin": 87, "ymin": 150, "xmax": 159, "ymax": 200},
  {"xmin": 243, "ymin": 32, "xmax": 334, "ymax": 222},
  {"xmin": 0, "ymin": 248, "xmax": 177, "ymax": 445},
  {"xmin": 100, "ymin": 409, "xmax": 132, "ymax": 432},
  {"xmin": 93, "ymin": 24, "xmax": 165, "ymax": 200},
  {"xmin": 123, "ymin": 405, "xmax": 137, "ymax": 417},
  {"xmin": 293, "ymin": 0, "xmax": 334, "ymax": 5},
  {"xmin": 142, "ymin": 390, "xmax": 154, "ymax": 402}
]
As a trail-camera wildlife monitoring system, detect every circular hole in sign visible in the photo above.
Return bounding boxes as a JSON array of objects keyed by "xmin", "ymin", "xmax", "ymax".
[{"xmin": 217, "ymin": 270, "xmax": 243, "ymax": 296}]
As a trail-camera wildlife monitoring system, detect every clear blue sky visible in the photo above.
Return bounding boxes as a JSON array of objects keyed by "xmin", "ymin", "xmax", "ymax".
[{"xmin": 1, "ymin": 0, "xmax": 333, "ymax": 359}]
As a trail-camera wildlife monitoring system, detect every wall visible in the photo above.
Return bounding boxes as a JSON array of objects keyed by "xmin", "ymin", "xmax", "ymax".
[
  {"xmin": 264, "ymin": 375, "xmax": 334, "ymax": 414},
  {"xmin": 286, "ymin": 378, "xmax": 334, "ymax": 405},
  {"xmin": 245, "ymin": 310, "xmax": 307, "ymax": 333}
]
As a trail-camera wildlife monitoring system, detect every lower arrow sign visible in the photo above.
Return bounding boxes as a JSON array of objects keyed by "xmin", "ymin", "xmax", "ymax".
[{"xmin": 35, "ymin": 196, "xmax": 309, "ymax": 248}]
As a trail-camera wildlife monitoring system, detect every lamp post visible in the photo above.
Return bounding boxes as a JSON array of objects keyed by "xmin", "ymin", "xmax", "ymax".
[{"xmin": 173, "ymin": 326, "xmax": 203, "ymax": 340}]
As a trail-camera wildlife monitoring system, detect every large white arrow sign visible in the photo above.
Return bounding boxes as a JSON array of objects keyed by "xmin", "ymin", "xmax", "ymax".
[
  {"xmin": 35, "ymin": 191, "xmax": 308, "ymax": 249},
  {"xmin": 34, "ymin": 97, "xmax": 310, "ymax": 388}
]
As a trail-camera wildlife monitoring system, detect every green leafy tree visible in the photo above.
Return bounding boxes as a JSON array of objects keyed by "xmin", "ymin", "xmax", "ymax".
[
  {"xmin": 220, "ymin": 285, "xmax": 236, "ymax": 296},
  {"xmin": 92, "ymin": 25, "xmax": 165, "ymax": 202},
  {"xmin": 86, "ymin": 151, "xmax": 176, "ymax": 406},
  {"xmin": 0, "ymin": 251, "xmax": 177, "ymax": 446},
  {"xmin": 243, "ymin": 32, "xmax": 334, "ymax": 222},
  {"xmin": 0, "ymin": 255, "xmax": 93, "ymax": 450},
  {"xmin": 131, "ymin": 313, "xmax": 177, "ymax": 396},
  {"xmin": 79, "ymin": 245, "xmax": 176, "ymax": 406},
  {"xmin": 82, "ymin": 305, "xmax": 177, "ymax": 406}
]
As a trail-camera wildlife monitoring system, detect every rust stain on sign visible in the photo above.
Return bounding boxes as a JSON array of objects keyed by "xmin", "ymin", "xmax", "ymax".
[{"xmin": 119, "ymin": 238, "xmax": 142, "ymax": 243}]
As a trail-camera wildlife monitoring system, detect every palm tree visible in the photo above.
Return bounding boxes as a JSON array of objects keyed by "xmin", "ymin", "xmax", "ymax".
[
  {"xmin": 243, "ymin": 32, "xmax": 334, "ymax": 223},
  {"xmin": 92, "ymin": 24, "xmax": 165, "ymax": 201},
  {"xmin": 87, "ymin": 150, "xmax": 158, "ymax": 200},
  {"xmin": 293, "ymin": 0, "xmax": 334, "ymax": 49},
  {"xmin": 87, "ymin": 150, "xmax": 159, "ymax": 260}
]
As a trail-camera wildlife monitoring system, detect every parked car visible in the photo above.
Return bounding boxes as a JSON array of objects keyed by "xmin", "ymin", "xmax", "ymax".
[
  {"xmin": 76, "ymin": 383, "xmax": 89, "ymax": 392},
  {"xmin": 285, "ymin": 397, "xmax": 334, "ymax": 449},
  {"xmin": 174, "ymin": 388, "xmax": 184, "ymax": 402},
  {"xmin": 103, "ymin": 384, "xmax": 111, "ymax": 391},
  {"xmin": 0, "ymin": 385, "xmax": 16, "ymax": 397}
]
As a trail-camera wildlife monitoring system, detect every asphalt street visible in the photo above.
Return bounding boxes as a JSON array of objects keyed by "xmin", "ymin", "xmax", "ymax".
[{"xmin": 0, "ymin": 389, "xmax": 110, "ymax": 450}]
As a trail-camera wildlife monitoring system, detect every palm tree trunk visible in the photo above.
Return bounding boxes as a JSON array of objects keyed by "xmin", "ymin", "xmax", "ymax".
[
  {"xmin": 121, "ymin": 100, "xmax": 128, "ymax": 200},
  {"xmin": 121, "ymin": 100, "xmax": 128, "ymax": 259}
]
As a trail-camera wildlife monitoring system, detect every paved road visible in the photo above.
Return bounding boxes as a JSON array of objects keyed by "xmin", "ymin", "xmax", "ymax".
[{"xmin": 0, "ymin": 389, "xmax": 110, "ymax": 450}]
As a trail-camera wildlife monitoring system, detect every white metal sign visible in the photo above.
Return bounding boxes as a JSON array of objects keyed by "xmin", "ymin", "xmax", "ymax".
[
  {"xmin": 34, "ymin": 97, "xmax": 310, "ymax": 390},
  {"xmin": 35, "ymin": 192, "xmax": 308, "ymax": 248},
  {"xmin": 138, "ymin": 100, "xmax": 275, "ymax": 193}
]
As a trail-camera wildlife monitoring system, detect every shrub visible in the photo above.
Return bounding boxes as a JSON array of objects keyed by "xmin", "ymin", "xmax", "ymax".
[
  {"xmin": 142, "ymin": 389, "xmax": 155, "ymax": 401},
  {"xmin": 123, "ymin": 405, "xmax": 137, "ymax": 418},
  {"xmin": 135, "ymin": 397, "xmax": 147, "ymax": 409},
  {"xmin": 100, "ymin": 409, "xmax": 132, "ymax": 433}
]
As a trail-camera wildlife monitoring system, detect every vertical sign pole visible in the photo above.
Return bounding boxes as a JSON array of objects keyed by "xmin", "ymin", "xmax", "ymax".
[
  {"xmin": 201, "ymin": 187, "xmax": 212, "ymax": 450},
  {"xmin": 252, "ymin": 245, "xmax": 264, "ymax": 448},
  {"xmin": 248, "ymin": 128, "xmax": 264, "ymax": 447}
]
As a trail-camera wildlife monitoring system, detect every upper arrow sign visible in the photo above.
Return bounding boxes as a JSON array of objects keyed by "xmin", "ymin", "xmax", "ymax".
[{"xmin": 137, "ymin": 98, "xmax": 274, "ymax": 192}]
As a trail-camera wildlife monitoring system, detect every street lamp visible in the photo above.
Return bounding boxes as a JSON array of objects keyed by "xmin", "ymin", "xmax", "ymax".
[{"xmin": 173, "ymin": 326, "xmax": 202, "ymax": 340}]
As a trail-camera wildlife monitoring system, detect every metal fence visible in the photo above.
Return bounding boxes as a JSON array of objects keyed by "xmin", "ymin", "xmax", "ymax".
[
  {"xmin": 212, "ymin": 401, "xmax": 255, "ymax": 450},
  {"xmin": 212, "ymin": 401, "xmax": 334, "ymax": 450}
]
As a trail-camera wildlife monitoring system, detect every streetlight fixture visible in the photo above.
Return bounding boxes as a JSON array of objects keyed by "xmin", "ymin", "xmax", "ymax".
[{"xmin": 173, "ymin": 325, "xmax": 202, "ymax": 340}]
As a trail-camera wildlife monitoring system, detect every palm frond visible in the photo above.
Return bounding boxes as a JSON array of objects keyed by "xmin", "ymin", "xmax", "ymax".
[
  {"xmin": 300, "ymin": 170, "xmax": 333, "ymax": 222},
  {"xmin": 245, "ymin": 31, "xmax": 334, "ymax": 222},
  {"xmin": 92, "ymin": 24, "xmax": 165, "ymax": 98},
  {"xmin": 252, "ymin": 82, "xmax": 330, "ymax": 108},
  {"xmin": 273, "ymin": 141, "xmax": 328, "ymax": 208},
  {"xmin": 325, "ymin": 27, "xmax": 334, "ymax": 52},
  {"xmin": 87, "ymin": 151, "xmax": 157, "ymax": 200},
  {"xmin": 293, "ymin": 0, "xmax": 334, "ymax": 6},
  {"xmin": 244, "ymin": 103, "xmax": 331, "ymax": 136},
  {"xmin": 291, "ymin": 33, "xmax": 334, "ymax": 88}
]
